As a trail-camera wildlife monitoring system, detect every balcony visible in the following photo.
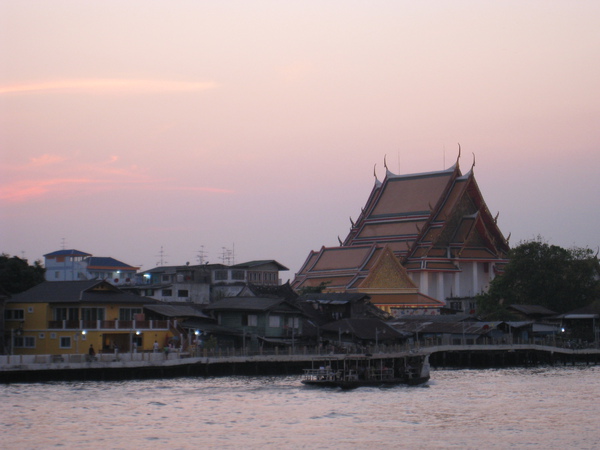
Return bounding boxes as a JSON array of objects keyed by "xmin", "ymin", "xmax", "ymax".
[{"xmin": 47, "ymin": 319, "xmax": 171, "ymax": 330}]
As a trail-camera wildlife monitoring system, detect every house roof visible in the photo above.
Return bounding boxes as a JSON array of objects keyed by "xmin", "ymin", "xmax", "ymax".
[
  {"xmin": 320, "ymin": 318, "xmax": 407, "ymax": 340},
  {"xmin": 203, "ymin": 297, "xmax": 301, "ymax": 313},
  {"xmin": 86, "ymin": 257, "xmax": 139, "ymax": 271},
  {"xmin": 144, "ymin": 304, "xmax": 210, "ymax": 319},
  {"xmin": 7, "ymin": 280, "xmax": 155, "ymax": 305},
  {"xmin": 231, "ymin": 260, "xmax": 289, "ymax": 271},
  {"xmin": 241, "ymin": 282, "xmax": 299, "ymax": 301},
  {"xmin": 390, "ymin": 320, "xmax": 493, "ymax": 336},
  {"xmin": 299, "ymin": 293, "xmax": 371, "ymax": 304},
  {"xmin": 44, "ymin": 249, "xmax": 92, "ymax": 257},
  {"xmin": 507, "ymin": 304, "xmax": 558, "ymax": 316}
]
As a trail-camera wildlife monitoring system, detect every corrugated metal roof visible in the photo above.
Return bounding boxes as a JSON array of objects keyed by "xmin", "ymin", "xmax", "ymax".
[
  {"xmin": 204, "ymin": 297, "xmax": 300, "ymax": 312},
  {"xmin": 7, "ymin": 280, "xmax": 156, "ymax": 305},
  {"xmin": 144, "ymin": 304, "xmax": 210, "ymax": 318}
]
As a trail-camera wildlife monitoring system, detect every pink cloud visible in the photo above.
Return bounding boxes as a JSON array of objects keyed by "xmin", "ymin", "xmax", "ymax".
[{"xmin": 0, "ymin": 154, "xmax": 234, "ymax": 204}]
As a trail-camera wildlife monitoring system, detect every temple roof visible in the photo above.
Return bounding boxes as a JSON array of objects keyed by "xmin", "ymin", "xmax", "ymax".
[{"xmin": 342, "ymin": 158, "xmax": 509, "ymax": 265}]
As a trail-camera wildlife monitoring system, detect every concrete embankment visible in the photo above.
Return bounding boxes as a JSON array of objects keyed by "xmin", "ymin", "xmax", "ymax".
[{"xmin": 1, "ymin": 345, "xmax": 599, "ymax": 383}]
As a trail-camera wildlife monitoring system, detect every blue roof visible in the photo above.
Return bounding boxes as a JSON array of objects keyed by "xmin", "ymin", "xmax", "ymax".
[{"xmin": 44, "ymin": 249, "xmax": 92, "ymax": 257}]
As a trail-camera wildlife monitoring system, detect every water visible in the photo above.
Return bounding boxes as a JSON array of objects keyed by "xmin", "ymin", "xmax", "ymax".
[{"xmin": 2, "ymin": 366, "xmax": 599, "ymax": 449}]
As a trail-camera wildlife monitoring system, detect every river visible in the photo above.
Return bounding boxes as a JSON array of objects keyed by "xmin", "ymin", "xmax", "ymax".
[{"xmin": 2, "ymin": 365, "xmax": 599, "ymax": 449}]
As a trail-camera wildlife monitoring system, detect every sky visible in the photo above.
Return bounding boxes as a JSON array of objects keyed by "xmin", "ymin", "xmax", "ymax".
[{"xmin": 1, "ymin": 1, "xmax": 599, "ymax": 282}]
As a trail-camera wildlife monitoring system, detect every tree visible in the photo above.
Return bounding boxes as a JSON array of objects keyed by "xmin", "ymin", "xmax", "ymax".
[
  {"xmin": 0, "ymin": 254, "xmax": 45, "ymax": 294},
  {"xmin": 297, "ymin": 281, "xmax": 331, "ymax": 296},
  {"xmin": 477, "ymin": 238, "xmax": 600, "ymax": 319}
]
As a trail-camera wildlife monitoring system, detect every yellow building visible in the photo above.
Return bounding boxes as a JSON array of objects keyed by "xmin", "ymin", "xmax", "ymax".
[{"xmin": 5, "ymin": 280, "xmax": 173, "ymax": 356}]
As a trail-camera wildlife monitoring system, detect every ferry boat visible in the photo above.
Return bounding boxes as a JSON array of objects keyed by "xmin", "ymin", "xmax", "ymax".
[{"xmin": 301, "ymin": 353, "xmax": 430, "ymax": 389}]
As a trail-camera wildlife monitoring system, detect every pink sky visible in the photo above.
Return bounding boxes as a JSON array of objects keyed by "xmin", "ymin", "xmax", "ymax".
[{"xmin": 1, "ymin": 1, "xmax": 599, "ymax": 280}]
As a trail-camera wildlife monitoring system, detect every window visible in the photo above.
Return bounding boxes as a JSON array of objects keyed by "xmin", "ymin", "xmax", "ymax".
[
  {"xmin": 162, "ymin": 275, "xmax": 171, "ymax": 282},
  {"xmin": 81, "ymin": 308, "xmax": 105, "ymax": 321},
  {"xmin": 54, "ymin": 308, "xmax": 79, "ymax": 321},
  {"xmin": 162, "ymin": 289, "xmax": 172, "ymax": 296},
  {"xmin": 214, "ymin": 270, "xmax": 228, "ymax": 281},
  {"xmin": 177, "ymin": 290, "xmax": 189, "ymax": 298},
  {"xmin": 60, "ymin": 337, "xmax": 71, "ymax": 348},
  {"xmin": 449, "ymin": 302, "xmax": 462, "ymax": 311},
  {"xmin": 287, "ymin": 317, "xmax": 299, "ymax": 329},
  {"xmin": 4, "ymin": 309, "xmax": 24, "ymax": 321},
  {"xmin": 232, "ymin": 270, "xmax": 245, "ymax": 280},
  {"xmin": 14, "ymin": 336, "xmax": 35, "ymax": 348},
  {"xmin": 119, "ymin": 308, "xmax": 143, "ymax": 321},
  {"xmin": 243, "ymin": 314, "xmax": 258, "ymax": 327},
  {"xmin": 268, "ymin": 315, "xmax": 281, "ymax": 328}
]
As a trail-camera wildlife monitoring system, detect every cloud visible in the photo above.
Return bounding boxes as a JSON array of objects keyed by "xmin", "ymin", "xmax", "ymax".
[
  {"xmin": 29, "ymin": 154, "xmax": 66, "ymax": 166},
  {"xmin": 0, "ymin": 79, "xmax": 220, "ymax": 95},
  {"xmin": 0, "ymin": 154, "xmax": 233, "ymax": 204}
]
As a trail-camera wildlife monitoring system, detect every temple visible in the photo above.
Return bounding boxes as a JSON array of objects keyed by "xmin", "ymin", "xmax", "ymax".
[{"xmin": 292, "ymin": 152, "xmax": 510, "ymax": 316}]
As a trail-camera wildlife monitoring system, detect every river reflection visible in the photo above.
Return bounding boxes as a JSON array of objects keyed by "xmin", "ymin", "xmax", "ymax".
[{"xmin": 2, "ymin": 366, "xmax": 599, "ymax": 449}]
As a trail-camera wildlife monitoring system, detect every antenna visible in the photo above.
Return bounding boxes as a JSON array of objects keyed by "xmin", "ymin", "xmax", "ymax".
[
  {"xmin": 221, "ymin": 247, "xmax": 233, "ymax": 265},
  {"xmin": 196, "ymin": 245, "xmax": 207, "ymax": 264},
  {"xmin": 156, "ymin": 246, "xmax": 168, "ymax": 266},
  {"xmin": 397, "ymin": 150, "xmax": 400, "ymax": 173},
  {"xmin": 61, "ymin": 238, "xmax": 67, "ymax": 250}
]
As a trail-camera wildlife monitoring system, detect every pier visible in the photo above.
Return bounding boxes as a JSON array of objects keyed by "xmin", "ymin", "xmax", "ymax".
[{"xmin": 1, "ymin": 343, "xmax": 599, "ymax": 383}]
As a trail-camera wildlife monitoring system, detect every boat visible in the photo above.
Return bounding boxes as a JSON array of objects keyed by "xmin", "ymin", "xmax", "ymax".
[{"xmin": 301, "ymin": 353, "xmax": 430, "ymax": 389}]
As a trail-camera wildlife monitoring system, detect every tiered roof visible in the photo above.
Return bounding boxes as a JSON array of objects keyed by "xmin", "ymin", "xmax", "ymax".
[
  {"xmin": 293, "ymin": 153, "xmax": 510, "ymax": 311},
  {"xmin": 292, "ymin": 244, "xmax": 443, "ymax": 310},
  {"xmin": 343, "ymin": 156, "xmax": 509, "ymax": 272}
]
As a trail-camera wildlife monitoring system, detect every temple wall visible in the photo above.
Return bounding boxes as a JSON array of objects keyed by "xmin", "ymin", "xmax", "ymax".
[{"xmin": 408, "ymin": 261, "xmax": 495, "ymax": 303}]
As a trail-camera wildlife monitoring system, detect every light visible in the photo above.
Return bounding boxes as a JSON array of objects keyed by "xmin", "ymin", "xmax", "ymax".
[
  {"xmin": 136, "ymin": 330, "xmax": 141, "ymax": 335},
  {"xmin": 561, "ymin": 328, "xmax": 566, "ymax": 333},
  {"xmin": 195, "ymin": 330, "xmax": 200, "ymax": 336},
  {"xmin": 81, "ymin": 330, "xmax": 87, "ymax": 335}
]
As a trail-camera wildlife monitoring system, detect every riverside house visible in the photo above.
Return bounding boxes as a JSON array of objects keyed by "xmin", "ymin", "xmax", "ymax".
[
  {"xmin": 203, "ymin": 297, "xmax": 305, "ymax": 351},
  {"xmin": 4, "ymin": 280, "xmax": 172, "ymax": 356}
]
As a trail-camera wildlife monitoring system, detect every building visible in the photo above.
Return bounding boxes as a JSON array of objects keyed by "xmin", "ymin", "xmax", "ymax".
[
  {"xmin": 203, "ymin": 296, "xmax": 305, "ymax": 350},
  {"xmin": 293, "ymin": 154, "xmax": 510, "ymax": 312},
  {"xmin": 4, "ymin": 280, "xmax": 172, "ymax": 355},
  {"xmin": 293, "ymin": 244, "xmax": 444, "ymax": 316},
  {"xmin": 44, "ymin": 249, "xmax": 139, "ymax": 286},
  {"xmin": 135, "ymin": 260, "xmax": 289, "ymax": 304}
]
